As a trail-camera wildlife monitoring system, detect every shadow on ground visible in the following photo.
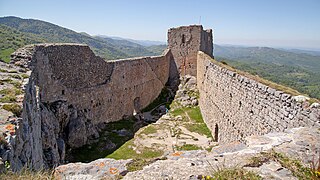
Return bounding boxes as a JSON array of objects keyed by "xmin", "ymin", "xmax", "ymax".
[{"xmin": 66, "ymin": 86, "xmax": 176, "ymax": 163}]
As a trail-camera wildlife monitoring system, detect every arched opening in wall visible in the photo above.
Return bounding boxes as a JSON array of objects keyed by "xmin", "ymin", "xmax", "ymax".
[
  {"xmin": 214, "ymin": 124, "xmax": 219, "ymax": 142},
  {"xmin": 182, "ymin": 34, "xmax": 185, "ymax": 43}
]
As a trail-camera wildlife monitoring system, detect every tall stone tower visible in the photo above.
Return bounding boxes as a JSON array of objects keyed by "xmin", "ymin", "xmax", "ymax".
[{"xmin": 168, "ymin": 25, "xmax": 213, "ymax": 77}]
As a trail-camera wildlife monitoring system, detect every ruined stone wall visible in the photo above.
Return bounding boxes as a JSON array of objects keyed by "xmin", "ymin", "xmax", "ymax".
[
  {"xmin": 197, "ymin": 52, "xmax": 320, "ymax": 144},
  {"xmin": 11, "ymin": 44, "xmax": 171, "ymax": 169},
  {"xmin": 168, "ymin": 25, "xmax": 213, "ymax": 77}
]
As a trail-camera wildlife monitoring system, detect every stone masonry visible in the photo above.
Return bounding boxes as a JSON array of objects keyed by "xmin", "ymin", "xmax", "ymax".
[
  {"xmin": 197, "ymin": 52, "xmax": 320, "ymax": 143},
  {"xmin": 9, "ymin": 44, "xmax": 171, "ymax": 170},
  {"xmin": 168, "ymin": 25, "xmax": 213, "ymax": 77}
]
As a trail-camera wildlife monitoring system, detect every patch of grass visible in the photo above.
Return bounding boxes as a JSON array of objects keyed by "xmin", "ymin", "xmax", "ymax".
[
  {"xmin": 0, "ymin": 87, "xmax": 23, "ymax": 95},
  {"xmin": 245, "ymin": 150, "xmax": 319, "ymax": 179},
  {"xmin": 107, "ymin": 139, "xmax": 163, "ymax": 160},
  {"xmin": 0, "ymin": 48, "xmax": 14, "ymax": 63},
  {"xmin": 69, "ymin": 118, "xmax": 137, "ymax": 162},
  {"xmin": 171, "ymin": 106, "xmax": 203, "ymax": 123},
  {"xmin": 170, "ymin": 106, "xmax": 213, "ymax": 138},
  {"xmin": 185, "ymin": 123, "xmax": 212, "ymax": 138},
  {"xmin": 0, "ymin": 169, "xmax": 53, "ymax": 180},
  {"xmin": 142, "ymin": 87, "xmax": 172, "ymax": 112},
  {"xmin": 2, "ymin": 103, "xmax": 22, "ymax": 117},
  {"xmin": 9, "ymin": 74, "xmax": 21, "ymax": 79},
  {"xmin": 10, "ymin": 80, "xmax": 22, "ymax": 88},
  {"xmin": 171, "ymin": 108, "xmax": 185, "ymax": 117},
  {"xmin": 0, "ymin": 87, "xmax": 24, "ymax": 103},
  {"xmin": 187, "ymin": 90, "xmax": 200, "ymax": 99},
  {"xmin": 0, "ymin": 78, "xmax": 13, "ymax": 84},
  {"xmin": 140, "ymin": 125, "xmax": 157, "ymax": 135},
  {"xmin": 311, "ymin": 152, "xmax": 320, "ymax": 178},
  {"xmin": 126, "ymin": 159, "xmax": 151, "ymax": 172},
  {"xmin": 176, "ymin": 144, "xmax": 201, "ymax": 151},
  {"xmin": 0, "ymin": 94, "xmax": 17, "ymax": 103},
  {"xmin": 211, "ymin": 167, "xmax": 262, "ymax": 180},
  {"xmin": 126, "ymin": 157, "xmax": 167, "ymax": 172},
  {"xmin": 308, "ymin": 98, "xmax": 320, "ymax": 105},
  {"xmin": 0, "ymin": 133, "xmax": 9, "ymax": 148},
  {"xmin": 21, "ymin": 74, "xmax": 30, "ymax": 79},
  {"xmin": 169, "ymin": 100, "xmax": 180, "ymax": 110},
  {"xmin": 0, "ymin": 68, "xmax": 8, "ymax": 73},
  {"xmin": 186, "ymin": 107, "xmax": 203, "ymax": 123},
  {"xmin": 105, "ymin": 139, "xmax": 137, "ymax": 160},
  {"xmin": 205, "ymin": 145, "xmax": 218, "ymax": 152},
  {"xmin": 8, "ymin": 70, "xmax": 18, "ymax": 73}
]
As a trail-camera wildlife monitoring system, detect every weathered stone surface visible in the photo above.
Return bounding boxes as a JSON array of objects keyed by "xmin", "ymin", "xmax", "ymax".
[
  {"xmin": 168, "ymin": 25, "xmax": 213, "ymax": 76},
  {"xmin": 9, "ymin": 44, "xmax": 171, "ymax": 170},
  {"xmin": 293, "ymin": 95, "xmax": 310, "ymax": 103},
  {"xmin": 174, "ymin": 75, "xmax": 199, "ymax": 107},
  {"xmin": 197, "ymin": 52, "xmax": 320, "ymax": 143},
  {"xmin": 122, "ymin": 127, "xmax": 319, "ymax": 180},
  {"xmin": 54, "ymin": 158, "xmax": 132, "ymax": 180}
]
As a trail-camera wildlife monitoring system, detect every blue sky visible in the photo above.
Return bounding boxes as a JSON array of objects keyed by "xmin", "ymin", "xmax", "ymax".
[{"xmin": 0, "ymin": 0, "xmax": 319, "ymax": 49}]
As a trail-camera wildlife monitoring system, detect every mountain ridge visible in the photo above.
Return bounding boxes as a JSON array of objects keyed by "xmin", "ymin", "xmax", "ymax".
[
  {"xmin": 97, "ymin": 35, "xmax": 166, "ymax": 46},
  {"xmin": 0, "ymin": 16, "xmax": 161, "ymax": 62}
]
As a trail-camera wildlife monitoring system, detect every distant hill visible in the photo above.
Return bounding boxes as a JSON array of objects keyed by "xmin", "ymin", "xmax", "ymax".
[
  {"xmin": 0, "ymin": 16, "xmax": 163, "ymax": 62},
  {"xmin": 215, "ymin": 45, "xmax": 320, "ymax": 73},
  {"xmin": 145, "ymin": 45, "xmax": 167, "ymax": 55},
  {"xmin": 0, "ymin": 24, "xmax": 46, "ymax": 62},
  {"xmin": 215, "ymin": 45, "xmax": 320, "ymax": 99},
  {"xmin": 98, "ymin": 35, "xmax": 166, "ymax": 46},
  {"xmin": 281, "ymin": 48, "xmax": 320, "ymax": 56}
]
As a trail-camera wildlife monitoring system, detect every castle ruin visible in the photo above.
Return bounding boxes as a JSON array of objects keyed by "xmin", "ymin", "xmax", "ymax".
[{"xmin": 4, "ymin": 25, "xmax": 320, "ymax": 171}]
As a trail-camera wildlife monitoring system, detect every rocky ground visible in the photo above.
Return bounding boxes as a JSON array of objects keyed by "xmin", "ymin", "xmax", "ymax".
[
  {"xmin": 54, "ymin": 127, "xmax": 320, "ymax": 180},
  {"xmin": 0, "ymin": 60, "xmax": 30, "ymax": 172},
  {"xmin": 54, "ymin": 76, "xmax": 320, "ymax": 180},
  {"xmin": 131, "ymin": 75, "xmax": 215, "ymax": 155},
  {"xmin": 1, "ymin": 69, "xmax": 319, "ymax": 179}
]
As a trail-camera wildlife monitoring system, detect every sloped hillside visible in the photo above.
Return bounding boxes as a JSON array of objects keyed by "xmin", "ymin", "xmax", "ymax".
[
  {"xmin": 215, "ymin": 45, "xmax": 320, "ymax": 99},
  {"xmin": 0, "ymin": 16, "xmax": 160, "ymax": 62}
]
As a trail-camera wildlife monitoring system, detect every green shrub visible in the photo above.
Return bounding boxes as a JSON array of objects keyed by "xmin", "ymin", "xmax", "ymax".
[
  {"xmin": 21, "ymin": 74, "xmax": 30, "ymax": 79},
  {"xmin": 220, "ymin": 61, "xmax": 228, "ymax": 65},
  {"xmin": 211, "ymin": 167, "xmax": 261, "ymax": 180},
  {"xmin": 0, "ymin": 94, "xmax": 17, "ymax": 103},
  {"xmin": 0, "ymin": 68, "xmax": 8, "ymax": 73},
  {"xmin": 2, "ymin": 103, "xmax": 22, "ymax": 117},
  {"xmin": 0, "ymin": 169, "xmax": 53, "ymax": 180},
  {"xmin": 107, "ymin": 139, "xmax": 163, "ymax": 160},
  {"xmin": 9, "ymin": 74, "xmax": 21, "ymax": 79},
  {"xmin": 140, "ymin": 125, "xmax": 157, "ymax": 135},
  {"xmin": 0, "ymin": 87, "xmax": 23, "ymax": 95},
  {"xmin": 245, "ymin": 150, "xmax": 319, "ymax": 179},
  {"xmin": 11, "ymin": 81, "xmax": 22, "ymax": 88},
  {"xmin": 186, "ymin": 123, "xmax": 212, "ymax": 138},
  {"xmin": 176, "ymin": 144, "xmax": 201, "ymax": 151}
]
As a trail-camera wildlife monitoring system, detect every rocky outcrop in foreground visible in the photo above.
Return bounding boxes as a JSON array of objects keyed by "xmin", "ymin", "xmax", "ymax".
[{"xmin": 54, "ymin": 127, "xmax": 320, "ymax": 180}]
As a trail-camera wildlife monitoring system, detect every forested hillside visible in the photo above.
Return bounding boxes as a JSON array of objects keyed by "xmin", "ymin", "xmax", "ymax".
[
  {"xmin": 0, "ymin": 16, "xmax": 163, "ymax": 62},
  {"xmin": 215, "ymin": 45, "xmax": 320, "ymax": 99}
]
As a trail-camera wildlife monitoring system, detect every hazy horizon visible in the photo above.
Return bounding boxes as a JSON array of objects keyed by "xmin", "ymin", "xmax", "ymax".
[{"xmin": 1, "ymin": 0, "xmax": 319, "ymax": 50}]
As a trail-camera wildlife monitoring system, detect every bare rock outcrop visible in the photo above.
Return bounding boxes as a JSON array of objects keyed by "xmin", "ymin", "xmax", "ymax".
[{"xmin": 53, "ymin": 127, "xmax": 320, "ymax": 180}]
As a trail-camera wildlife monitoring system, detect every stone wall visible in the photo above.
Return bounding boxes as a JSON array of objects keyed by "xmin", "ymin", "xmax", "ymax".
[
  {"xmin": 197, "ymin": 52, "xmax": 320, "ymax": 144},
  {"xmin": 168, "ymin": 25, "xmax": 213, "ymax": 77},
  {"xmin": 10, "ymin": 44, "xmax": 171, "ymax": 169}
]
